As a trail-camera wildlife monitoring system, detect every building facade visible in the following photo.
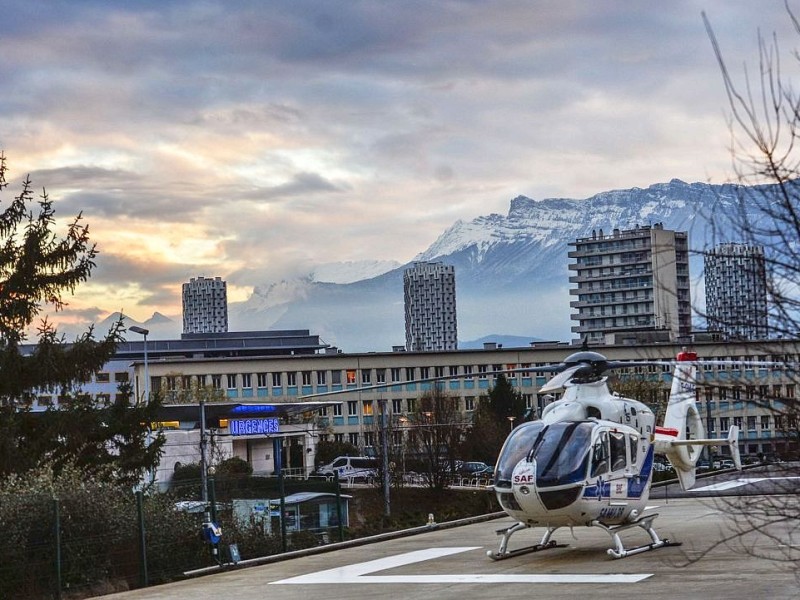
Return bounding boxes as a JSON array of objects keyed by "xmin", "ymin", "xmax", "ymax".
[
  {"xmin": 182, "ymin": 276, "xmax": 229, "ymax": 334},
  {"xmin": 26, "ymin": 329, "xmax": 800, "ymax": 486},
  {"xmin": 130, "ymin": 338, "xmax": 800, "ymax": 481},
  {"xmin": 704, "ymin": 243, "xmax": 768, "ymax": 340},
  {"xmin": 404, "ymin": 262, "xmax": 458, "ymax": 351},
  {"xmin": 569, "ymin": 223, "xmax": 691, "ymax": 344}
]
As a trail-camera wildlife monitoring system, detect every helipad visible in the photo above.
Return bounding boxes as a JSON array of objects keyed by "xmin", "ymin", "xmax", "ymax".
[{"xmin": 100, "ymin": 494, "xmax": 798, "ymax": 600}]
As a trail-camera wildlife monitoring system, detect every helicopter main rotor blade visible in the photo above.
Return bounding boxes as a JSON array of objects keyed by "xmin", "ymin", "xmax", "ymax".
[{"xmin": 539, "ymin": 364, "xmax": 583, "ymax": 393}]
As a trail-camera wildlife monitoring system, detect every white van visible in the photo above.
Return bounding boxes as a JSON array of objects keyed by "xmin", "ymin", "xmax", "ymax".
[{"xmin": 315, "ymin": 456, "xmax": 378, "ymax": 481}]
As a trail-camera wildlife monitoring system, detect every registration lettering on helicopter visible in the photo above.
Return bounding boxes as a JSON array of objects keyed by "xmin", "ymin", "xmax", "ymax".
[{"xmin": 598, "ymin": 506, "xmax": 625, "ymax": 520}]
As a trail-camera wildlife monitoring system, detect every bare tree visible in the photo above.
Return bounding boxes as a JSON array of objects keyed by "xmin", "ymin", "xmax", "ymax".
[
  {"xmin": 609, "ymin": 374, "xmax": 668, "ymax": 423},
  {"xmin": 702, "ymin": 6, "xmax": 800, "ymax": 458},
  {"xmin": 406, "ymin": 386, "xmax": 465, "ymax": 490},
  {"xmin": 696, "ymin": 6, "xmax": 800, "ymax": 568},
  {"xmin": 366, "ymin": 401, "xmax": 408, "ymax": 490}
]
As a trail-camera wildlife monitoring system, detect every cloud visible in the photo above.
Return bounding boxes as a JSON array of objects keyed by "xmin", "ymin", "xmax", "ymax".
[
  {"xmin": 2, "ymin": 0, "xmax": 797, "ymax": 339},
  {"xmin": 250, "ymin": 172, "xmax": 347, "ymax": 202}
]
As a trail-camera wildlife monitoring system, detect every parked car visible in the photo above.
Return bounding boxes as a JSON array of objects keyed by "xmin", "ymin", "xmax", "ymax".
[
  {"xmin": 457, "ymin": 461, "xmax": 493, "ymax": 477},
  {"xmin": 313, "ymin": 456, "xmax": 378, "ymax": 481},
  {"xmin": 720, "ymin": 459, "xmax": 735, "ymax": 469}
]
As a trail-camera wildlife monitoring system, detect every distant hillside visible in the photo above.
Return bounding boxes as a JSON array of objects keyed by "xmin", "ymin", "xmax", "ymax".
[{"xmin": 221, "ymin": 179, "xmax": 766, "ymax": 352}]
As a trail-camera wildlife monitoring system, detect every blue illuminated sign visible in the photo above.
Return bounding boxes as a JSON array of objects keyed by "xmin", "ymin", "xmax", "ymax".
[
  {"xmin": 229, "ymin": 417, "xmax": 280, "ymax": 436},
  {"xmin": 230, "ymin": 404, "xmax": 277, "ymax": 414}
]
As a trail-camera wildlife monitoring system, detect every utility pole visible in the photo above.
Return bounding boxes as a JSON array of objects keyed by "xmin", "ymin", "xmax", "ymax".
[
  {"xmin": 379, "ymin": 398, "xmax": 390, "ymax": 517},
  {"xmin": 200, "ymin": 397, "xmax": 208, "ymax": 503}
]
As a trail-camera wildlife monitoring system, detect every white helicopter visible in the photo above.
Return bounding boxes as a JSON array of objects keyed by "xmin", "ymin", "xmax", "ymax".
[{"xmin": 488, "ymin": 346, "xmax": 741, "ymax": 560}]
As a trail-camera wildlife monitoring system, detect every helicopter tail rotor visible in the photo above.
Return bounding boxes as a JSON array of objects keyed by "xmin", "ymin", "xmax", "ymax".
[{"xmin": 655, "ymin": 353, "xmax": 743, "ymax": 490}]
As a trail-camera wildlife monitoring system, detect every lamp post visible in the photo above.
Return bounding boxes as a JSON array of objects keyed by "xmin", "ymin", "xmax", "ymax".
[
  {"xmin": 378, "ymin": 398, "xmax": 390, "ymax": 517},
  {"xmin": 398, "ymin": 416, "xmax": 409, "ymax": 478},
  {"xmin": 130, "ymin": 326, "xmax": 153, "ymax": 487},
  {"xmin": 129, "ymin": 326, "xmax": 150, "ymax": 404},
  {"xmin": 507, "ymin": 415, "xmax": 516, "ymax": 431}
]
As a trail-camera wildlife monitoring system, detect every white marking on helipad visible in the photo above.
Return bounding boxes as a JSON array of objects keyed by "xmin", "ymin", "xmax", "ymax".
[
  {"xmin": 692, "ymin": 477, "xmax": 800, "ymax": 493},
  {"xmin": 270, "ymin": 547, "xmax": 652, "ymax": 585}
]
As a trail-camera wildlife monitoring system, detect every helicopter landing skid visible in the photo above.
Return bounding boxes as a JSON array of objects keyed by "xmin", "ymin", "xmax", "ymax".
[
  {"xmin": 591, "ymin": 514, "xmax": 682, "ymax": 559},
  {"xmin": 487, "ymin": 523, "xmax": 567, "ymax": 560}
]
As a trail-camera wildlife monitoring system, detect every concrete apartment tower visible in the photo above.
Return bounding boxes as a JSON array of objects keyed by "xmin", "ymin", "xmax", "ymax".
[
  {"xmin": 704, "ymin": 243, "xmax": 768, "ymax": 340},
  {"xmin": 404, "ymin": 262, "xmax": 458, "ymax": 351},
  {"xmin": 568, "ymin": 223, "xmax": 691, "ymax": 344},
  {"xmin": 182, "ymin": 276, "xmax": 228, "ymax": 334}
]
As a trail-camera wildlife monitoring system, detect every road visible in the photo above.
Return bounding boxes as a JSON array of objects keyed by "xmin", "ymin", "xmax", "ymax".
[{"xmin": 101, "ymin": 467, "xmax": 799, "ymax": 600}]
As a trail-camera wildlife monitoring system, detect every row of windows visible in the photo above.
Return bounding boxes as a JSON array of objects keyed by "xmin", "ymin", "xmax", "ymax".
[
  {"xmin": 709, "ymin": 414, "xmax": 798, "ymax": 431},
  {"xmin": 701, "ymin": 384, "xmax": 796, "ymax": 400},
  {"xmin": 153, "ymin": 364, "xmax": 555, "ymax": 392},
  {"xmin": 318, "ymin": 396, "xmax": 482, "ymax": 417},
  {"xmin": 93, "ymin": 371, "xmax": 129, "ymax": 383},
  {"xmin": 149, "ymin": 362, "xmax": 800, "ymax": 396}
]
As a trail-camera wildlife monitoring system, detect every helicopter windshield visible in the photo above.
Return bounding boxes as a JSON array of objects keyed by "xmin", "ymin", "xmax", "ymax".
[
  {"xmin": 495, "ymin": 421, "xmax": 545, "ymax": 486},
  {"xmin": 530, "ymin": 421, "xmax": 594, "ymax": 487}
]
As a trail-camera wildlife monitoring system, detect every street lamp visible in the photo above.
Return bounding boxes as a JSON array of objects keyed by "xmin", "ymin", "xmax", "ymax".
[
  {"xmin": 129, "ymin": 326, "xmax": 150, "ymax": 404},
  {"xmin": 130, "ymin": 325, "xmax": 153, "ymax": 487},
  {"xmin": 507, "ymin": 415, "xmax": 516, "ymax": 431}
]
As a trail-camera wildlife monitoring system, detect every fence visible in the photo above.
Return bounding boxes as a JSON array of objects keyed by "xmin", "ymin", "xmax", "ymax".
[{"xmin": 0, "ymin": 475, "xmax": 348, "ymax": 600}]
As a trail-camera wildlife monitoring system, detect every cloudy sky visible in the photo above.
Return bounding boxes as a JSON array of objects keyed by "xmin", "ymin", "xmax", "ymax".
[{"xmin": 1, "ymin": 1, "xmax": 796, "ymax": 331}]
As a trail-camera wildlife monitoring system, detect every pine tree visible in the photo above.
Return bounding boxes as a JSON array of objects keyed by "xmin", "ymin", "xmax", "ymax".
[
  {"xmin": 0, "ymin": 152, "xmax": 162, "ymax": 483},
  {"xmin": 462, "ymin": 374, "xmax": 527, "ymax": 464}
]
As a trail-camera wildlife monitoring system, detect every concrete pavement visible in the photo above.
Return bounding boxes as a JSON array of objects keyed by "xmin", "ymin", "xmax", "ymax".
[{"xmin": 100, "ymin": 494, "xmax": 799, "ymax": 600}]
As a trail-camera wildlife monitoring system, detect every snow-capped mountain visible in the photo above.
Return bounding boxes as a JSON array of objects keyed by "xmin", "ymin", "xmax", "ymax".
[
  {"xmin": 229, "ymin": 178, "xmax": 757, "ymax": 352},
  {"xmin": 311, "ymin": 260, "xmax": 401, "ymax": 284}
]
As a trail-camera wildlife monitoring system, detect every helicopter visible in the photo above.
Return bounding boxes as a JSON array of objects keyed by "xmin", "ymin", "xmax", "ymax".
[
  {"xmin": 487, "ymin": 346, "xmax": 741, "ymax": 560},
  {"xmin": 300, "ymin": 345, "xmax": 746, "ymax": 560}
]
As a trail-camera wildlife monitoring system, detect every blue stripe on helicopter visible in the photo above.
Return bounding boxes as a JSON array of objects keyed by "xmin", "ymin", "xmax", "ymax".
[
  {"xmin": 627, "ymin": 446, "xmax": 654, "ymax": 498},
  {"xmin": 582, "ymin": 446, "xmax": 654, "ymax": 499}
]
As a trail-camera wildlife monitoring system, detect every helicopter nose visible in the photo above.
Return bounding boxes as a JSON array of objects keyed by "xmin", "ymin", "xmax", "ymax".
[{"xmin": 511, "ymin": 460, "xmax": 544, "ymax": 515}]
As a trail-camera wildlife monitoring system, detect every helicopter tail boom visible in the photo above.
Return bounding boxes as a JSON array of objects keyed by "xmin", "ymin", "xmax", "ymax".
[{"xmin": 654, "ymin": 425, "xmax": 741, "ymax": 489}]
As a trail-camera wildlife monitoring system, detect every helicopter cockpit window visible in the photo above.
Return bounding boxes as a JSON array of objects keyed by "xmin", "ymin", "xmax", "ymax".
[
  {"xmin": 495, "ymin": 421, "xmax": 545, "ymax": 486},
  {"xmin": 530, "ymin": 421, "xmax": 594, "ymax": 487},
  {"xmin": 610, "ymin": 431, "xmax": 627, "ymax": 472},
  {"xmin": 591, "ymin": 431, "xmax": 609, "ymax": 477}
]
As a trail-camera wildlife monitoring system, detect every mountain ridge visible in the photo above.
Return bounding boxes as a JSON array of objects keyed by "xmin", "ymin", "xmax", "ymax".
[
  {"xmin": 59, "ymin": 179, "xmax": 766, "ymax": 352},
  {"xmin": 229, "ymin": 178, "xmax": 758, "ymax": 351}
]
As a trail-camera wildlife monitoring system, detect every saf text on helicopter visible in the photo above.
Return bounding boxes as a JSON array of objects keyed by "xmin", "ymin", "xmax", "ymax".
[{"xmin": 488, "ymin": 347, "xmax": 741, "ymax": 560}]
